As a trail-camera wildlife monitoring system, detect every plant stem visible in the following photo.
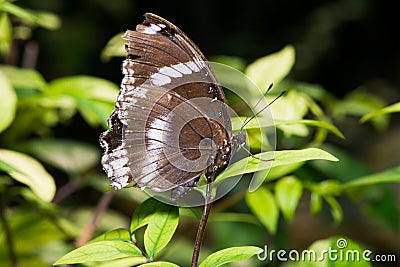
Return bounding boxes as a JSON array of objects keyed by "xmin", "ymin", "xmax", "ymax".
[
  {"xmin": 75, "ymin": 190, "xmax": 115, "ymax": 246},
  {"xmin": 0, "ymin": 194, "xmax": 18, "ymax": 267},
  {"xmin": 191, "ymin": 181, "xmax": 214, "ymax": 267}
]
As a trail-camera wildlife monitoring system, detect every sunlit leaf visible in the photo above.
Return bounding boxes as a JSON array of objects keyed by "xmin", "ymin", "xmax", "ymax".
[
  {"xmin": 45, "ymin": 75, "xmax": 118, "ymax": 127},
  {"xmin": 325, "ymin": 196, "xmax": 343, "ymax": 224},
  {"xmin": 210, "ymin": 55, "xmax": 246, "ymax": 71},
  {"xmin": 0, "ymin": 149, "xmax": 56, "ymax": 202},
  {"xmin": 144, "ymin": 205, "xmax": 179, "ymax": 260},
  {"xmin": 217, "ymin": 148, "xmax": 338, "ymax": 182},
  {"xmin": 310, "ymin": 192, "xmax": 322, "ymax": 215},
  {"xmin": 22, "ymin": 138, "xmax": 100, "ymax": 175},
  {"xmin": 47, "ymin": 75, "xmax": 119, "ymax": 102},
  {"xmin": 0, "ymin": 70, "xmax": 17, "ymax": 133},
  {"xmin": 0, "ymin": 2, "xmax": 37, "ymax": 24},
  {"xmin": 95, "ymin": 257, "xmax": 147, "ymax": 267},
  {"xmin": 0, "ymin": 65, "xmax": 47, "ymax": 92},
  {"xmin": 333, "ymin": 90, "xmax": 388, "ymax": 131},
  {"xmin": 246, "ymin": 187, "xmax": 279, "ymax": 233},
  {"xmin": 198, "ymin": 246, "xmax": 263, "ymax": 267},
  {"xmin": 310, "ymin": 180, "xmax": 342, "ymax": 196},
  {"xmin": 101, "ymin": 32, "xmax": 126, "ymax": 61},
  {"xmin": 130, "ymin": 198, "xmax": 164, "ymax": 233},
  {"xmin": 35, "ymin": 11, "xmax": 61, "ymax": 30},
  {"xmin": 268, "ymin": 90, "xmax": 309, "ymax": 136},
  {"xmin": 139, "ymin": 262, "xmax": 181, "ymax": 267},
  {"xmin": 245, "ymin": 45, "xmax": 295, "ymax": 93},
  {"xmin": 54, "ymin": 240, "xmax": 144, "ymax": 265},
  {"xmin": 360, "ymin": 101, "xmax": 400, "ymax": 123},
  {"xmin": 0, "ymin": 12, "xmax": 12, "ymax": 55},
  {"xmin": 275, "ymin": 176, "xmax": 303, "ymax": 221},
  {"xmin": 89, "ymin": 228, "xmax": 131, "ymax": 244},
  {"xmin": 266, "ymin": 162, "xmax": 305, "ymax": 181},
  {"xmin": 342, "ymin": 166, "xmax": 400, "ymax": 189},
  {"xmin": 231, "ymin": 117, "xmax": 344, "ymax": 139}
]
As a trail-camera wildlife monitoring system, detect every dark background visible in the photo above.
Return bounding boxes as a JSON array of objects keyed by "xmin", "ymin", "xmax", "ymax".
[{"xmin": 18, "ymin": 0, "xmax": 400, "ymax": 99}]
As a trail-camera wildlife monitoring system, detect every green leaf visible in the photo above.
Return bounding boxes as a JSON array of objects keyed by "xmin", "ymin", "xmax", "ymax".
[
  {"xmin": 268, "ymin": 90, "xmax": 310, "ymax": 136},
  {"xmin": 245, "ymin": 45, "xmax": 295, "ymax": 92},
  {"xmin": 139, "ymin": 262, "xmax": 180, "ymax": 267},
  {"xmin": 199, "ymin": 246, "xmax": 263, "ymax": 267},
  {"xmin": 310, "ymin": 180, "xmax": 342, "ymax": 196},
  {"xmin": 0, "ymin": 70, "xmax": 17, "ymax": 133},
  {"xmin": 101, "ymin": 32, "xmax": 126, "ymax": 61},
  {"xmin": 144, "ymin": 205, "xmax": 179, "ymax": 260},
  {"xmin": 0, "ymin": 149, "xmax": 56, "ymax": 202},
  {"xmin": 89, "ymin": 228, "xmax": 131, "ymax": 244},
  {"xmin": 246, "ymin": 187, "xmax": 279, "ymax": 233},
  {"xmin": 342, "ymin": 166, "xmax": 400, "ymax": 189},
  {"xmin": 22, "ymin": 138, "xmax": 100, "ymax": 175},
  {"xmin": 47, "ymin": 75, "xmax": 119, "ymax": 102},
  {"xmin": 360, "ymin": 101, "xmax": 400, "ymax": 123},
  {"xmin": 266, "ymin": 162, "xmax": 305, "ymax": 181},
  {"xmin": 277, "ymin": 119, "xmax": 344, "ymax": 139},
  {"xmin": 3, "ymin": 209, "xmax": 68, "ymax": 255},
  {"xmin": 217, "ymin": 148, "xmax": 338, "ymax": 182},
  {"xmin": 0, "ymin": 158, "xmax": 20, "ymax": 173},
  {"xmin": 34, "ymin": 11, "xmax": 61, "ymax": 30},
  {"xmin": 231, "ymin": 117, "xmax": 344, "ymax": 139},
  {"xmin": 333, "ymin": 90, "xmax": 388, "ymax": 131},
  {"xmin": 325, "ymin": 196, "xmax": 343, "ymax": 224},
  {"xmin": 46, "ymin": 75, "xmax": 119, "ymax": 128},
  {"xmin": 210, "ymin": 55, "xmax": 246, "ymax": 71},
  {"xmin": 0, "ymin": 2, "xmax": 37, "ymax": 24},
  {"xmin": 0, "ymin": 12, "xmax": 12, "ymax": 55},
  {"xmin": 0, "ymin": 65, "xmax": 47, "ymax": 91},
  {"xmin": 45, "ymin": 75, "xmax": 119, "ymax": 127},
  {"xmin": 95, "ymin": 257, "xmax": 148, "ymax": 267},
  {"xmin": 54, "ymin": 240, "xmax": 144, "ymax": 265},
  {"xmin": 275, "ymin": 176, "xmax": 303, "ymax": 221},
  {"xmin": 310, "ymin": 192, "xmax": 322, "ymax": 215},
  {"xmin": 130, "ymin": 198, "xmax": 166, "ymax": 233}
]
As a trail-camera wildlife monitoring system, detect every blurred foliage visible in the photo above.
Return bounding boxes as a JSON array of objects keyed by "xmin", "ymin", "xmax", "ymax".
[{"xmin": 1, "ymin": 1, "xmax": 399, "ymax": 267}]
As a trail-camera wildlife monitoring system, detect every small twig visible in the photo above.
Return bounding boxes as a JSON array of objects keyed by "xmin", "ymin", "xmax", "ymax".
[
  {"xmin": 0, "ymin": 194, "xmax": 19, "ymax": 267},
  {"xmin": 133, "ymin": 241, "xmax": 149, "ymax": 260},
  {"xmin": 75, "ymin": 190, "xmax": 115, "ymax": 247},
  {"xmin": 52, "ymin": 181, "xmax": 78, "ymax": 204},
  {"xmin": 22, "ymin": 40, "xmax": 39, "ymax": 69},
  {"xmin": 191, "ymin": 181, "xmax": 214, "ymax": 267}
]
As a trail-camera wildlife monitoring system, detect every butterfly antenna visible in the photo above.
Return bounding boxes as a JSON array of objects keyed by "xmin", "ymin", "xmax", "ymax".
[
  {"xmin": 241, "ymin": 89, "xmax": 286, "ymax": 131},
  {"xmin": 241, "ymin": 83, "xmax": 274, "ymax": 127},
  {"xmin": 241, "ymin": 145, "xmax": 274, "ymax": 162}
]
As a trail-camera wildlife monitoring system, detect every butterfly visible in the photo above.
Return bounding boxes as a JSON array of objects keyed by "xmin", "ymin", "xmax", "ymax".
[{"xmin": 99, "ymin": 13, "xmax": 246, "ymax": 201}]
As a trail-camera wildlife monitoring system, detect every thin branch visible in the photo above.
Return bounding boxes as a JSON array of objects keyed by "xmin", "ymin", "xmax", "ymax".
[
  {"xmin": 75, "ymin": 190, "xmax": 115, "ymax": 247},
  {"xmin": 191, "ymin": 181, "xmax": 214, "ymax": 267},
  {"xmin": 52, "ymin": 181, "xmax": 78, "ymax": 204}
]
